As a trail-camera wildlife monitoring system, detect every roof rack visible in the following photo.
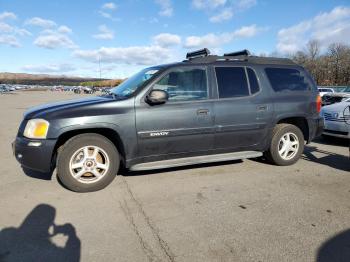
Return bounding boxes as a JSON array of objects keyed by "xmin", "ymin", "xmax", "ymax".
[
  {"xmin": 183, "ymin": 48, "xmax": 296, "ymax": 65},
  {"xmin": 186, "ymin": 48, "xmax": 210, "ymax": 59},
  {"xmin": 224, "ymin": 49, "xmax": 251, "ymax": 57}
]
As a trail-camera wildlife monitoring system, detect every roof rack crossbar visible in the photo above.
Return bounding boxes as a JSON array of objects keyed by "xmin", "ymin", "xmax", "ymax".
[
  {"xmin": 186, "ymin": 48, "xmax": 211, "ymax": 59},
  {"xmin": 224, "ymin": 49, "xmax": 251, "ymax": 57}
]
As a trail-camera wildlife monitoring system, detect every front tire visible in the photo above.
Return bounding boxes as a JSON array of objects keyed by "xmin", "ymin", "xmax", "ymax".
[
  {"xmin": 265, "ymin": 124, "xmax": 304, "ymax": 166},
  {"xmin": 57, "ymin": 133, "xmax": 119, "ymax": 192}
]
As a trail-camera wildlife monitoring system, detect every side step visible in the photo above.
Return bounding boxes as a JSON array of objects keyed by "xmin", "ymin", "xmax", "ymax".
[{"xmin": 130, "ymin": 151, "xmax": 263, "ymax": 171}]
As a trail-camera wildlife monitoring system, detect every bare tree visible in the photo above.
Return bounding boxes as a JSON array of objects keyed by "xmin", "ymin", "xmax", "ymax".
[{"xmin": 291, "ymin": 41, "xmax": 350, "ymax": 86}]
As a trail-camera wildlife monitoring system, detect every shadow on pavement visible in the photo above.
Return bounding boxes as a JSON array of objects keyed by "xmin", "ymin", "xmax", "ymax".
[
  {"xmin": 122, "ymin": 159, "xmax": 242, "ymax": 177},
  {"xmin": 317, "ymin": 229, "xmax": 350, "ymax": 262},
  {"xmin": 22, "ymin": 167, "xmax": 54, "ymax": 181},
  {"xmin": 0, "ymin": 204, "xmax": 80, "ymax": 262},
  {"xmin": 302, "ymin": 146, "xmax": 350, "ymax": 172},
  {"xmin": 314, "ymin": 136, "xmax": 349, "ymax": 147}
]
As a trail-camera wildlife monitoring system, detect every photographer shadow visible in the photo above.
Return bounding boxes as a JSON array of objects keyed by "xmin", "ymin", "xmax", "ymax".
[{"xmin": 0, "ymin": 204, "xmax": 80, "ymax": 262}]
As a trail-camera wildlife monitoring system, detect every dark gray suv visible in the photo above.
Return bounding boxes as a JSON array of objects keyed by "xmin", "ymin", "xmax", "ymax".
[{"xmin": 13, "ymin": 49, "xmax": 324, "ymax": 192}]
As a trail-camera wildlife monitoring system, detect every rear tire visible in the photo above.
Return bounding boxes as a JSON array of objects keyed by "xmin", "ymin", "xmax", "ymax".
[
  {"xmin": 57, "ymin": 133, "xmax": 119, "ymax": 192},
  {"xmin": 265, "ymin": 124, "xmax": 304, "ymax": 166}
]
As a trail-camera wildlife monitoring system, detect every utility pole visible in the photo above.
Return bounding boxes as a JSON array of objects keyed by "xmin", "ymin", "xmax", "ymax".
[{"xmin": 98, "ymin": 55, "xmax": 102, "ymax": 80}]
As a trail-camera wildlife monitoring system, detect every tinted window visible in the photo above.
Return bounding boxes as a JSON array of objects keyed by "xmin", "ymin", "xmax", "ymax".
[
  {"xmin": 153, "ymin": 68, "xmax": 208, "ymax": 101},
  {"xmin": 215, "ymin": 67, "xmax": 249, "ymax": 98},
  {"xmin": 247, "ymin": 68, "xmax": 260, "ymax": 94},
  {"xmin": 265, "ymin": 68, "xmax": 310, "ymax": 92}
]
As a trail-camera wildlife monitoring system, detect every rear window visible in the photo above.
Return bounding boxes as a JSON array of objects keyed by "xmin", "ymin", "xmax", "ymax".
[
  {"xmin": 265, "ymin": 68, "xmax": 310, "ymax": 92},
  {"xmin": 215, "ymin": 67, "xmax": 249, "ymax": 98}
]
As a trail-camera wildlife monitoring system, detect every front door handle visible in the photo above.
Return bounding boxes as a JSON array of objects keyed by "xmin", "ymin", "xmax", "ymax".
[
  {"xmin": 257, "ymin": 105, "xmax": 268, "ymax": 111},
  {"xmin": 197, "ymin": 109, "xmax": 209, "ymax": 115}
]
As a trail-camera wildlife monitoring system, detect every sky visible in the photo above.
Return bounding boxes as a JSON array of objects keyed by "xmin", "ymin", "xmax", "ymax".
[{"xmin": 0, "ymin": 0, "xmax": 350, "ymax": 79}]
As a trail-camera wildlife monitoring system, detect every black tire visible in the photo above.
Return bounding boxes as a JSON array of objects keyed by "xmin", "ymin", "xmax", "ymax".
[
  {"xmin": 265, "ymin": 124, "xmax": 304, "ymax": 166},
  {"xmin": 57, "ymin": 133, "xmax": 119, "ymax": 192}
]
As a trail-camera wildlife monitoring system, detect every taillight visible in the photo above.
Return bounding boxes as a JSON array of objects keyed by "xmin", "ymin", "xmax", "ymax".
[{"xmin": 316, "ymin": 95, "xmax": 322, "ymax": 113}]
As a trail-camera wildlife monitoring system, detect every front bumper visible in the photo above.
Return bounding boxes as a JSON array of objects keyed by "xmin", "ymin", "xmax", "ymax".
[
  {"xmin": 323, "ymin": 120, "xmax": 349, "ymax": 139},
  {"xmin": 12, "ymin": 136, "xmax": 57, "ymax": 173}
]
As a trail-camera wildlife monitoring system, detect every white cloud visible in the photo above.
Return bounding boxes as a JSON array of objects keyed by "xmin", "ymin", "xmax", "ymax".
[
  {"xmin": 93, "ymin": 25, "xmax": 115, "ymax": 40},
  {"xmin": 0, "ymin": 35, "xmax": 20, "ymax": 47},
  {"xmin": 74, "ymin": 45, "xmax": 172, "ymax": 65},
  {"xmin": 34, "ymin": 30, "xmax": 77, "ymax": 49},
  {"xmin": 184, "ymin": 24, "xmax": 265, "ymax": 48},
  {"xmin": 237, "ymin": 0, "xmax": 257, "ymax": 10},
  {"xmin": 192, "ymin": 0, "xmax": 256, "ymax": 23},
  {"xmin": 277, "ymin": 6, "xmax": 350, "ymax": 54},
  {"xmin": 209, "ymin": 8, "xmax": 233, "ymax": 23},
  {"xmin": 192, "ymin": 0, "xmax": 227, "ymax": 10},
  {"xmin": 0, "ymin": 22, "xmax": 13, "ymax": 33},
  {"xmin": 58, "ymin": 25, "xmax": 72, "ymax": 34},
  {"xmin": 102, "ymin": 2, "xmax": 117, "ymax": 10},
  {"xmin": 0, "ymin": 11, "xmax": 17, "ymax": 21},
  {"xmin": 153, "ymin": 33, "xmax": 181, "ymax": 47},
  {"xmin": 155, "ymin": 0, "xmax": 173, "ymax": 17},
  {"xmin": 0, "ymin": 19, "xmax": 31, "ymax": 48},
  {"xmin": 99, "ymin": 2, "xmax": 119, "ymax": 20},
  {"xmin": 25, "ymin": 17, "xmax": 57, "ymax": 28},
  {"xmin": 22, "ymin": 63, "xmax": 75, "ymax": 73}
]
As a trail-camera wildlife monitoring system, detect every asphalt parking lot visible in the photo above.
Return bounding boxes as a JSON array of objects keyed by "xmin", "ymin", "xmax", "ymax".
[{"xmin": 0, "ymin": 91, "xmax": 349, "ymax": 262}]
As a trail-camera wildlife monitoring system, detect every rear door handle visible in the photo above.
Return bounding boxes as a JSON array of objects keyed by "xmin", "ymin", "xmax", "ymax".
[
  {"xmin": 197, "ymin": 109, "xmax": 209, "ymax": 115},
  {"xmin": 257, "ymin": 105, "xmax": 268, "ymax": 111}
]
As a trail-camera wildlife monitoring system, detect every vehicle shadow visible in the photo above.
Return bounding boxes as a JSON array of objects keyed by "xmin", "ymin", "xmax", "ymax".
[
  {"xmin": 317, "ymin": 229, "xmax": 350, "ymax": 262},
  {"xmin": 314, "ymin": 136, "xmax": 349, "ymax": 148},
  {"xmin": 22, "ymin": 167, "xmax": 54, "ymax": 180},
  {"xmin": 302, "ymin": 146, "xmax": 350, "ymax": 172},
  {"xmin": 121, "ymin": 159, "xmax": 243, "ymax": 177},
  {"xmin": 0, "ymin": 204, "xmax": 81, "ymax": 262}
]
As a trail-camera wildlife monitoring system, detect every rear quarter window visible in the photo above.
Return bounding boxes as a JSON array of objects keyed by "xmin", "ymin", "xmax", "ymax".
[{"xmin": 265, "ymin": 68, "xmax": 311, "ymax": 92}]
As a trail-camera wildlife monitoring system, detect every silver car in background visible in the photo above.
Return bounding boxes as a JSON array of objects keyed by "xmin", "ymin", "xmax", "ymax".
[{"xmin": 321, "ymin": 98, "xmax": 350, "ymax": 139}]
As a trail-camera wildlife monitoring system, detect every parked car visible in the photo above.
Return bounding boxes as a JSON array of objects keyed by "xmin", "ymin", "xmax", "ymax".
[
  {"xmin": 13, "ymin": 48, "xmax": 323, "ymax": 192},
  {"xmin": 318, "ymin": 87, "xmax": 334, "ymax": 97},
  {"xmin": 321, "ymin": 98, "xmax": 350, "ymax": 139},
  {"xmin": 322, "ymin": 87, "xmax": 350, "ymax": 106},
  {"xmin": 0, "ymin": 86, "xmax": 9, "ymax": 93}
]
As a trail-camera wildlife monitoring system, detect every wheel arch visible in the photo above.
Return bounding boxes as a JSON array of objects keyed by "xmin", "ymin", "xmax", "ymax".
[
  {"xmin": 52, "ymin": 127, "xmax": 126, "ymax": 170},
  {"xmin": 276, "ymin": 116, "xmax": 309, "ymax": 142}
]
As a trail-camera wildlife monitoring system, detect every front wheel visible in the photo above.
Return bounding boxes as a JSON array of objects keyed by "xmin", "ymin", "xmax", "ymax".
[
  {"xmin": 265, "ymin": 124, "xmax": 304, "ymax": 166},
  {"xmin": 57, "ymin": 134, "xmax": 119, "ymax": 192}
]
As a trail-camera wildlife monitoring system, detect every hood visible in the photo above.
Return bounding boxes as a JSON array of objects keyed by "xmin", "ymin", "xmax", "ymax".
[
  {"xmin": 321, "ymin": 100, "xmax": 350, "ymax": 113},
  {"xmin": 24, "ymin": 95, "xmax": 116, "ymax": 120}
]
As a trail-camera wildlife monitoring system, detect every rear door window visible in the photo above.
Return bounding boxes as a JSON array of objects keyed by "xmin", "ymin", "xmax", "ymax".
[
  {"xmin": 265, "ymin": 68, "xmax": 310, "ymax": 92},
  {"xmin": 215, "ymin": 67, "xmax": 249, "ymax": 98}
]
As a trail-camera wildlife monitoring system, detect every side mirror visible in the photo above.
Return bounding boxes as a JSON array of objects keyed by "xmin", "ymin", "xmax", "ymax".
[{"xmin": 146, "ymin": 89, "xmax": 169, "ymax": 105}]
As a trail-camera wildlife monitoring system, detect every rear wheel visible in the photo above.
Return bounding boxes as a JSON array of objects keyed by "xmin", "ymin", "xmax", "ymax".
[
  {"xmin": 265, "ymin": 124, "xmax": 304, "ymax": 166},
  {"xmin": 57, "ymin": 133, "xmax": 119, "ymax": 192}
]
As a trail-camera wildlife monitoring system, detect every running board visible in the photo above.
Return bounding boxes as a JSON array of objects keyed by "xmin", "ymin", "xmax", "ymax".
[{"xmin": 130, "ymin": 151, "xmax": 263, "ymax": 171}]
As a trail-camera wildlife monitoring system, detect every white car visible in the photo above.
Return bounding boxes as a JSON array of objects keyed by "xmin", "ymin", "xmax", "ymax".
[
  {"xmin": 318, "ymin": 87, "xmax": 334, "ymax": 97},
  {"xmin": 321, "ymin": 98, "xmax": 350, "ymax": 139}
]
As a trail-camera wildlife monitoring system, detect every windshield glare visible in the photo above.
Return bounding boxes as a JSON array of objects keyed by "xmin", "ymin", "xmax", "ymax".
[{"xmin": 110, "ymin": 68, "xmax": 159, "ymax": 97}]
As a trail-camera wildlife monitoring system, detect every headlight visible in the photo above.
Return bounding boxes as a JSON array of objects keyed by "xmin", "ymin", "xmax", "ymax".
[{"xmin": 23, "ymin": 119, "xmax": 50, "ymax": 139}]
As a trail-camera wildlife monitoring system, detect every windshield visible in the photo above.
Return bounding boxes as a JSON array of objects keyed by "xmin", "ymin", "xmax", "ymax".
[{"xmin": 110, "ymin": 68, "xmax": 160, "ymax": 97}]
